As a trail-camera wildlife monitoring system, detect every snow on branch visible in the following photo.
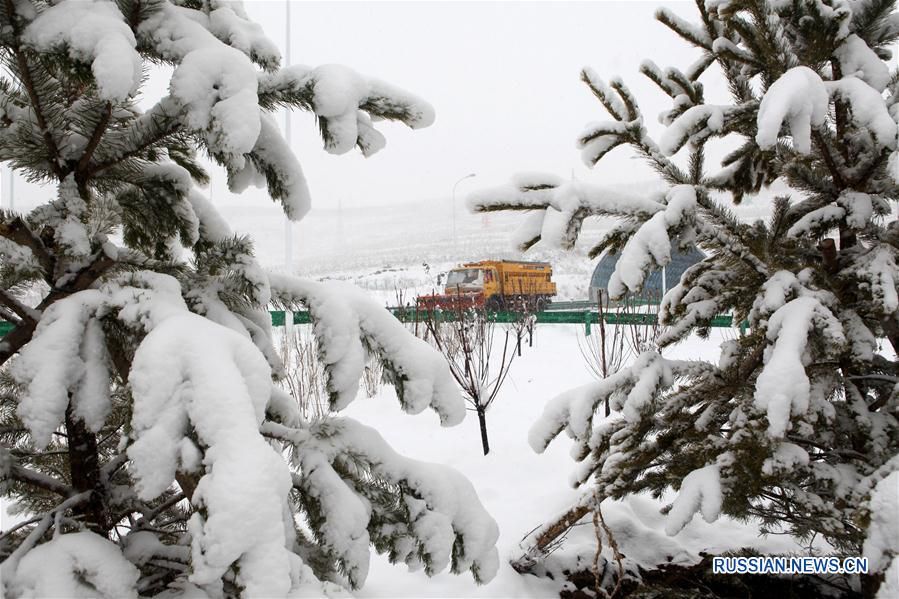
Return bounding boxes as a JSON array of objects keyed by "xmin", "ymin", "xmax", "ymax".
[
  {"xmin": 825, "ymin": 77, "xmax": 898, "ymax": 150},
  {"xmin": 467, "ymin": 175, "xmax": 664, "ymax": 251},
  {"xmin": 127, "ymin": 305, "xmax": 295, "ymax": 596},
  {"xmin": 756, "ymin": 66, "xmax": 829, "ymax": 155},
  {"xmin": 658, "ymin": 263, "xmax": 737, "ymax": 346},
  {"xmin": 664, "ymin": 464, "xmax": 723, "ymax": 535},
  {"xmin": 12, "ymin": 290, "xmax": 105, "ymax": 448},
  {"xmin": 259, "ymin": 64, "xmax": 435, "ymax": 156},
  {"xmin": 754, "ymin": 295, "xmax": 846, "ymax": 439},
  {"xmin": 660, "ymin": 105, "xmax": 728, "ymax": 156},
  {"xmin": 834, "ymin": 34, "xmax": 891, "ymax": 92},
  {"xmin": 140, "ymin": 2, "xmax": 262, "ymax": 167},
  {"xmin": 268, "ymin": 273, "xmax": 463, "ymax": 425},
  {"xmin": 207, "ymin": 2, "xmax": 282, "ymax": 70},
  {"xmin": 278, "ymin": 418, "xmax": 499, "ymax": 588},
  {"xmin": 227, "ymin": 114, "xmax": 312, "ymax": 220},
  {"xmin": 9, "ymin": 531, "xmax": 140, "ymax": 599},
  {"xmin": 655, "ymin": 7, "xmax": 713, "ymax": 50},
  {"xmin": 528, "ymin": 352, "xmax": 710, "ymax": 461},
  {"xmin": 607, "ymin": 185, "xmax": 697, "ymax": 298},
  {"xmin": 577, "ymin": 121, "xmax": 629, "ymax": 166},
  {"xmin": 862, "ymin": 471, "xmax": 899, "ymax": 576},
  {"xmin": 23, "ymin": 0, "xmax": 142, "ymax": 102},
  {"xmin": 847, "ymin": 245, "xmax": 899, "ymax": 316},
  {"xmin": 581, "ymin": 68, "xmax": 630, "ymax": 121},
  {"xmin": 757, "ymin": 65, "xmax": 898, "ymax": 157}
]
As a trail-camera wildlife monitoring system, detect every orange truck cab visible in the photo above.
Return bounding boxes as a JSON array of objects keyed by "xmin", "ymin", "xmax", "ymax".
[{"xmin": 419, "ymin": 260, "xmax": 557, "ymax": 311}]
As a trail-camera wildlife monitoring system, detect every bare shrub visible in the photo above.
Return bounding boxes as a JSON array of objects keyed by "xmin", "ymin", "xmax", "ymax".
[{"xmin": 278, "ymin": 326, "xmax": 329, "ymax": 421}]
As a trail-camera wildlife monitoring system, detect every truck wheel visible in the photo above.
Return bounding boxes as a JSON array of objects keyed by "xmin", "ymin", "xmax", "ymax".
[
  {"xmin": 485, "ymin": 296, "xmax": 504, "ymax": 312},
  {"xmin": 535, "ymin": 297, "xmax": 547, "ymax": 312}
]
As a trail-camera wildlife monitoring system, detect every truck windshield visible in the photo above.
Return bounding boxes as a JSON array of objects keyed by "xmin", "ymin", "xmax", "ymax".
[{"xmin": 446, "ymin": 269, "xmax": 484, "ymax": 286}]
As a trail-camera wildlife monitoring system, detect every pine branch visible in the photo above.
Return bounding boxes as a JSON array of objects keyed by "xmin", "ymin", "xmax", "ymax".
[
  {"xmin": 0, "ymin": 305, "xmax": 19, "ymax": 325},
  {"xmin": 0, "ymin": 216, "xmax": 55, "ymax": 277},
  {"xmin": 0, "ymin": 290, "xmax": 37, "ymax": 326},
  {"xmin": 3, "ymin": 0, "xmax": 65, "ymax": 180},
  {"xmin": 0, "ymin": 251, "xmax": 116, "ymax": 366},
  {"xmin": 7, "ymin": 460, "xmax": 76, "ymax": 498},
  {"xmin": 75, "ymin": 102, "xmax": 113, "ymax": 182},
  {"xmin": 87, "ymin": 98, "xmax": 182, "ymax": 177},
  {"xmin": 812, "ymin": 131, "xmax": 848, "ymax": 190}
]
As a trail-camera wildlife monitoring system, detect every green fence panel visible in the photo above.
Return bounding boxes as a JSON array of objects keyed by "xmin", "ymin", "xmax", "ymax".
[{"xmin": 0, "ymin": 308, "xmax": 748, "ymax": 340}]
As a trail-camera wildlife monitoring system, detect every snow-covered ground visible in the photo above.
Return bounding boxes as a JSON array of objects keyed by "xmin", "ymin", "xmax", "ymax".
[{"xmin": 334, "ymin": 326, "xmax": 820, "ymax": 597}]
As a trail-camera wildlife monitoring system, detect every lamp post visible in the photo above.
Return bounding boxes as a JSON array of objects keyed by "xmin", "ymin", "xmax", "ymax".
[{"xmin": 452, "ymin": 173, "xmax": 476, "ymax": 248}]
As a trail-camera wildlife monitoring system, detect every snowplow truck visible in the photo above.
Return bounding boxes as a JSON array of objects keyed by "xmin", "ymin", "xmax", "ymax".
[{"xmin": 418, "ymin": 260, "xmax": 557, "ymax": 311}]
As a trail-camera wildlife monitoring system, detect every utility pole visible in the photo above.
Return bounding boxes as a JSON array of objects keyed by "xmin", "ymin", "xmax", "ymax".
[{"xmin": 283, "ymin": 0, "xmax": 294, "ymax": 333}]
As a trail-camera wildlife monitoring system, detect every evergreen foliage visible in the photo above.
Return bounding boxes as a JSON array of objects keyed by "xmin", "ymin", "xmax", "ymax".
[
  {"xmin": 470, "ymin": 1, "xmax": 899, "ymax": 595},
  {"xmin": 0, "ymin": 1, "xmax": 497, "ymax": 597}
]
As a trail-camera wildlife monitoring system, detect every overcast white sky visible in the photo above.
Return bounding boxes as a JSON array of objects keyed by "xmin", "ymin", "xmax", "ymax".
[
  {"xmin": 4, "ymin": 1, "xmax": 720, "ymax": 213},
  {"xmin": 236, "ymin": 0, "xmax": 708, "ymax": 210}
]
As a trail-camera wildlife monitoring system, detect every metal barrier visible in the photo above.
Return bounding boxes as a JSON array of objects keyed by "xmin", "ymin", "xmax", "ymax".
[{"xmin": 0, "ymin": 308, "xmax": 746, "ymax": 340}]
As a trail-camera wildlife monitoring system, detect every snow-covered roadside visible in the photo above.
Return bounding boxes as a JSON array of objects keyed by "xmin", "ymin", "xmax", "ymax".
[{"xmin": 340, "ymin": 325, "xmax": 824, "ymax": 597}]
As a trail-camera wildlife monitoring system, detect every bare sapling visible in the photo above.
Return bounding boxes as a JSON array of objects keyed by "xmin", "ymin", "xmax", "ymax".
[{"xmin": 423, "ymin": 305, "xmax": 516, "ymax": 455}]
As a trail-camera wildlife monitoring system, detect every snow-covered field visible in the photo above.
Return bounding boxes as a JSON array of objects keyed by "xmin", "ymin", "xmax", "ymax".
[{"xmin": 340, "ymin": 326, "xmax": 820, "ymax": 598}]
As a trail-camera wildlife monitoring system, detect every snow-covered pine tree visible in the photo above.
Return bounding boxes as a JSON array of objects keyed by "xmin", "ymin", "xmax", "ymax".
[
  {"xmin": 0, "ymin": 1, "xmax": 498, "ymax": 597},
  {"xmin": 470, "ymin": 0, "xmax": 899, "ymax": 595}
]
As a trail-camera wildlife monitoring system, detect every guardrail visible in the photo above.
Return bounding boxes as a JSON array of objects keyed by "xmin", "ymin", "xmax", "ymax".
[
  {"xmin": 381, "ymin": 308, "xmax": 742, "ymax": 336},
  {"xmin": 0, "ymin": 307, "xmax": 747, "ymax": 340}
]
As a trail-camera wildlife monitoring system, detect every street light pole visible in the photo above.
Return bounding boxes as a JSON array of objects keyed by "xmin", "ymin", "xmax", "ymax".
[{"xmin": 452, "ymin": 173, "xmax": 476, "ymax": 248}]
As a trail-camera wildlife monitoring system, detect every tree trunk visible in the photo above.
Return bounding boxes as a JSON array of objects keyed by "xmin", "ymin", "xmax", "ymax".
[
  {"xmin": 860, "ymin": 572, "xmax": 884, "ymax": 599},
  {"xmin": 65, "ymin": 404, "xmax": 107, "ymax": 532},
  {"xmin": 511, "ymin": 503, "xmax": 592, "ymax": 573},
  {"xmin": 477, "ymin": 407, "xmax": 490, "ymax": 455}
]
